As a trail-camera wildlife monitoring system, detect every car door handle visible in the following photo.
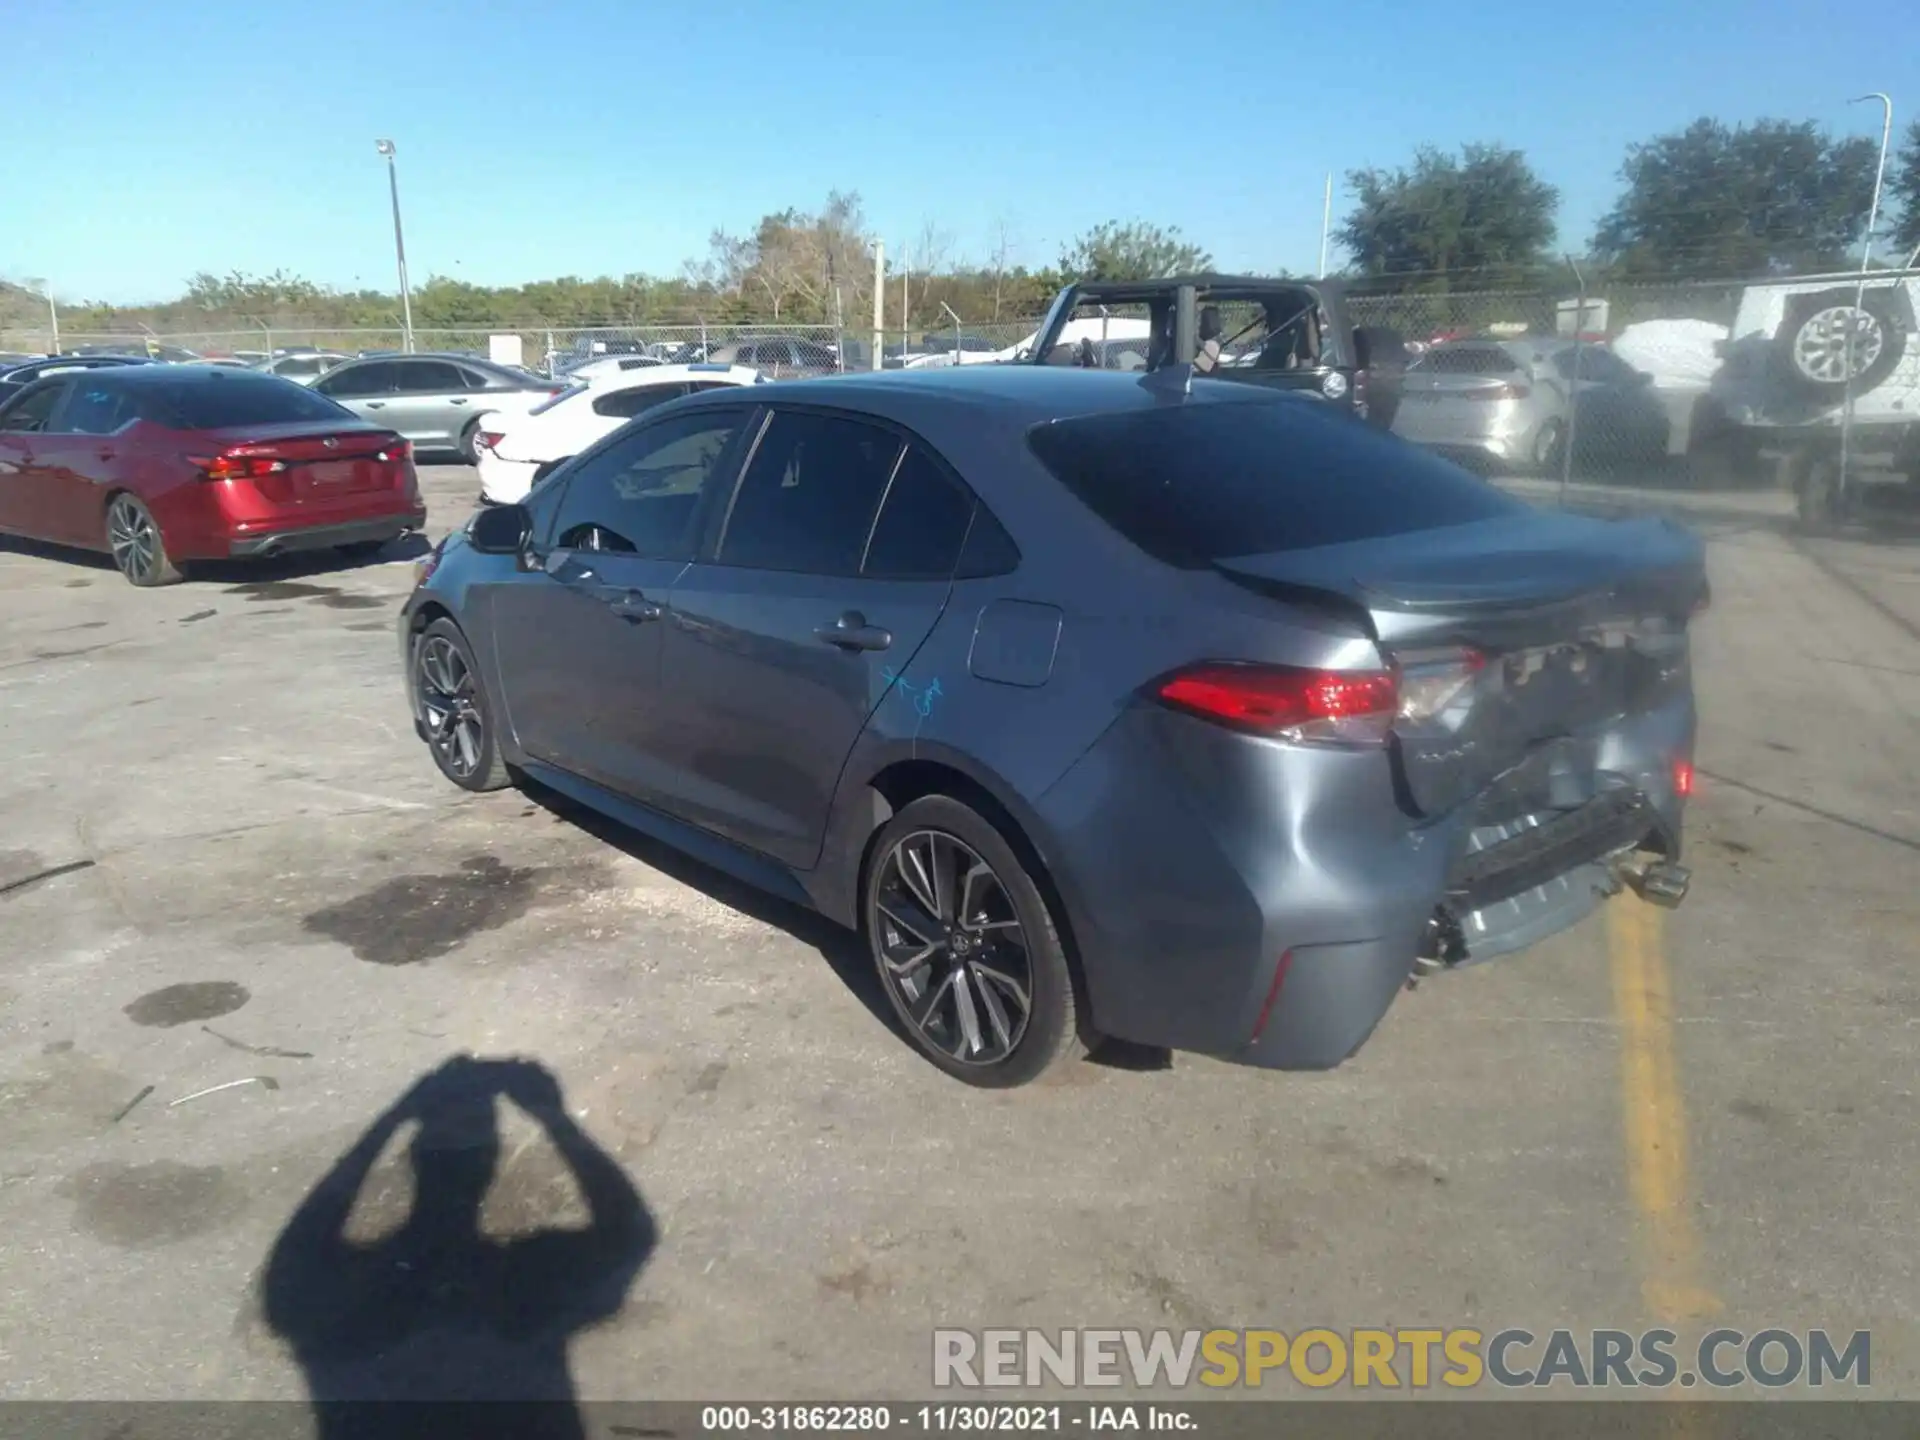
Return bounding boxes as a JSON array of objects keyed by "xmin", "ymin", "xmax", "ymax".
[
  {"xmin": 815, "ymin": 612, "xmax": 892, "ymax": 652},
  {"xmin": 607, "ymin": 589, "xmax": 661, "ymax": 623},
  {"xmin": 450, "ymin": 398, "xmax": 469, "ymax": 406},
  {"xmin": 365, "ymin": 401, "xmax": 386, "ymax": 409}
]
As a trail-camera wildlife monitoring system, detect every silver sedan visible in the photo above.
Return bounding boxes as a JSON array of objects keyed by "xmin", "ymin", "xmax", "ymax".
[
  {"xmin": 310, "ymin": 353, "xmax": 563, "ymax": 462},
  {"xmin": 1392, "ymin": 338, "xmax": 1669, "ymax": 473}
]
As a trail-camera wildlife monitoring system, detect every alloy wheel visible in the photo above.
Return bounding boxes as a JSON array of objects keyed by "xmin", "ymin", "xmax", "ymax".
[
  {"xmin": 1793, "ymin": 306, "xmax": 1884, "ymax": 384},
  {"xmin": 416, "ymin": 635, "xmax": 485, "ymax": 780},
  {"xmin": 106, "ymin": 497, "xmax": 159, "ymax": 583},
  {"xmin": 872, "ymin": 830, "xmax": 1033, "ymax": 1066}
]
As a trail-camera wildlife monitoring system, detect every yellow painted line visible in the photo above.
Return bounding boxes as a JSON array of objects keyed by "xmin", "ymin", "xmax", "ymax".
[{"xmin": 1607, "ymin": 892, "xmax": 1722, "ymax": 1322}]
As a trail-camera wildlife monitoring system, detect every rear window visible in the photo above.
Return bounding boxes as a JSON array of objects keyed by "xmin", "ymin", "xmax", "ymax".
[
  {"xmin": 530, "ymin": 384, "xmax": 586, "ymax": 416},
  {"xmin": 1025, "ymin": 397, "xmax": 1526, "ymax": 567},
  {"xmin": 145, "ymin": 375, "xmax": 355, "ymax": 430},
  {"xmin": 1416, "ymin": 347, "xmax": 1520, "ymax": 375}
]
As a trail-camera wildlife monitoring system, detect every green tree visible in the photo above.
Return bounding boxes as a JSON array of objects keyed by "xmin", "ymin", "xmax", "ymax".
[
  {"xmin": 1056, "ymin": 221, "xmax": 1211, "ymax": 281},
  {"xmin": 1885, "ymin": 118, "xmax": 1920, "ymax": 263},
  {"xmin": 1338, "ymin": 144, "xmax": 1557, "ymax": 288},
  {"xmin": 1593, "ymin": 118, "xmax": 1878, "ymax": 279}
]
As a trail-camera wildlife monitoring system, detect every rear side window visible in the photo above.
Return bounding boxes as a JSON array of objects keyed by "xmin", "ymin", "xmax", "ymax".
[
  {"xmin": 717, "ymin": 411, "xmax": 903, "ymax": 576},
  {"xmin": 146, "ymin": 376, "xmax": 355, "ymax": 430},
  {"xmin": 592, "ymin": 384, "xmax": 686, "ymax": 420},
  {"xmin": 862, "ymin": 446, "xmax": 974, "ymax": 580},
  {"xmin": 1026, "ymin": 397, "xmax": 1525, "ymax": 566}
]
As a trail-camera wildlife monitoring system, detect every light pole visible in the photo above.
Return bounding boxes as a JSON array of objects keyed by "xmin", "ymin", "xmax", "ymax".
[
  {"xmin": 23, "ymin": 277, "xmax": 58, "ymax": 354},
  {"xmin": 1838, "ymin": 94, "xmax": 1894, "ymax": 508},
  {"xmin": 375, "ymin": 139, "xmax": 416, "ymax": 354}
]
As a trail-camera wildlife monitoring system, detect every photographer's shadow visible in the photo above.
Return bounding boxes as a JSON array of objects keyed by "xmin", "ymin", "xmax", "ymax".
[{"xmin": 263, "ymin": 1056, "xmax": 654, "ymax": 1438}]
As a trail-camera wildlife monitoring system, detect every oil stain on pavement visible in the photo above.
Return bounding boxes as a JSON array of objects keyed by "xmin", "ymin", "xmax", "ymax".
[
  {"xmin": 224, "ymin": 581, "xmax": 387, "ymax": 610},
  {"xmin": 123, "ymin": 981, "xmax": 251, "ymax": 1027},
  {"xmin": 301, "ymin": 855, "xmax": 597, "ymax": 966},
  {"xmin": 59, "ymin": 1161, "xmax": 247, "ymax": 1248}
]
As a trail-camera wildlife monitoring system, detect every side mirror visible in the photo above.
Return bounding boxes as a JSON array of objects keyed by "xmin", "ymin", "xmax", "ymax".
[{"xmin": 468, "ymin": 502, "xmax": 531, "ymax": 555}]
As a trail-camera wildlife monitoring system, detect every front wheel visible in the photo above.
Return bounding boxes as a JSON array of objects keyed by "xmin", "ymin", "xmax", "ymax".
[
  {"xmin": 105, "ymin": 493, "xmax": 184, "ymax": 587},
  {"xmin": 863, "ymin": 796, "xmax": 1081, "ymax": 1087},
  {"xmin": 412, "ymin": 618, "xmax": 512, "ymax": 791}
]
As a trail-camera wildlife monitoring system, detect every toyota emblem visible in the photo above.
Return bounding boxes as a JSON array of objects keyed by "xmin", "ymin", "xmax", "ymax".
[{"xmin": 323, "ymin": 437, "xmax": 340, "ymax": 450}]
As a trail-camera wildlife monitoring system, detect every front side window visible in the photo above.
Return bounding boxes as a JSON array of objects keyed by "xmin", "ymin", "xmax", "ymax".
[
  {"xmin": 315, "ymin": 362, "xmax": 397, "ymax": 398},
  {"xmin": 392, "ymin": 361, "xmax": 466, "ymax": 394},
  {"xmin": 0, "ymin": 382, "xmax": 67, "ymax": 433},
  {"xmin": 549, "ymin": 410, "xmax": 747, "ymax": 559},
  {"xmin": 716, "ymin": 411, "xmax": 903, "ymax": 576},
  {"xmin": 59, "ymin": 385, "xmax": 134, "ymax": 435}
]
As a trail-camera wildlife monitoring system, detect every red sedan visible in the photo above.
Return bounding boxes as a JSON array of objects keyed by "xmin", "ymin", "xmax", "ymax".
[{"xmin": 0, "ymin": 364, "xmax": 427, "ymax": 585}]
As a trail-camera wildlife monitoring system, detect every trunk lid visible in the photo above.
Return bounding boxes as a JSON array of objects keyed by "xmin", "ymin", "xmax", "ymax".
[
  {"xmin": 1214, "ymin": 511, "xmax": 1706, "ymax": 816},
  {"xmin": 203, "ymin": 422, "xmax": 406, "ymax": 500}
]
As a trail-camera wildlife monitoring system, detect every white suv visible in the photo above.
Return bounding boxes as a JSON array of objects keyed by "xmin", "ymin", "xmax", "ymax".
[
  {"xmin": 1703, "ymin": 271, "xmax": 1920, "ymax": 524},
  {"xmin": 474, "ymin": 363, "xmax": 761, "ymax": 505}
]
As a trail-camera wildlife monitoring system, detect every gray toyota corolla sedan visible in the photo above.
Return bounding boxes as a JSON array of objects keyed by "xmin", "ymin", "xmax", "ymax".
[{"xmin": 399, "ymin": 365, "xmax": 1705, "ymax": 1088}]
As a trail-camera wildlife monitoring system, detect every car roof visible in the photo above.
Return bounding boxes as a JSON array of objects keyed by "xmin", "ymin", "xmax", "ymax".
[
  {"xmin": 587, "ymin": 362, "xmax": 758, "ymax": 390},
  {"xmin": 691, "ymin": 362, "xmax": 1294, "ymax": 427},
  {"xmin": 75, "ymin": 363, "xmax": 296, "ymax": 390}
]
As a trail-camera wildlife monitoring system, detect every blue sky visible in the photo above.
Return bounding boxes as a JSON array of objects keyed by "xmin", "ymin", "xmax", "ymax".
[{"xmin": 3, "ymin": 0, "xmax": 1916, "ymax": 304}]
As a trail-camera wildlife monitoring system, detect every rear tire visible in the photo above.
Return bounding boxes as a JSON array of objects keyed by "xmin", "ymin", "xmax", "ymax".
[
  {"xmin": 104, "ymin": 493, "xmax": 184, "ymax": 587},
  {"xmin": 863, "ymin": 795, "xmax": 1081, "ymax": 1088},
  {"xmin": 458, "ymin": 419, "xmax": 485, "ymax": 466},
  {"xmin": 1793, "ymin": 449, "xmax": 1847, "ymax": 534},
  {"xmin": 412, "ymin": 618, "xmax": 512, "ymax": 792}
]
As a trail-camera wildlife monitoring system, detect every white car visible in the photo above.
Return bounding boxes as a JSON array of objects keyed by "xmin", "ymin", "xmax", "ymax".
[{"xmin": 474, "ymin": 362, "xmax": 761, "ymax": 504}]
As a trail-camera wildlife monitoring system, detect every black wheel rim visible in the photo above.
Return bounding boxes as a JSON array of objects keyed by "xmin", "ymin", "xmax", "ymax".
[
  {"xmin": 872, "ymin": 830, "xmax": 1033, "ymax": 1066},
  {"xmin": 107, "ymin": 497, "xmax": 158, "ymax": 582},
  {"xmin": 417, "ymin": 636, "xmax": 484, "ymax": 779}
]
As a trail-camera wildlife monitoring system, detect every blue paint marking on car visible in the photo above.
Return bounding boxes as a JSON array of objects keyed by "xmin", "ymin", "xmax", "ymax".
[{"xmin": 883, "ymin": 668, "xmax": 943, "ymax": 719}]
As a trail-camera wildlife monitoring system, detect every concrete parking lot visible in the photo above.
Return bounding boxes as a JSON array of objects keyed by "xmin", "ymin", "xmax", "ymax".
[{"xmin": 1, "ymin": 462, "xmax": 1917, "ymax": 1402}]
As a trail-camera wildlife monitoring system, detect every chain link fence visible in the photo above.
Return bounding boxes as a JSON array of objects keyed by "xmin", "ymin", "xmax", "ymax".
[{"xmin": 8, "ymin": 271, "xmax": 1915, "ymax": 524}]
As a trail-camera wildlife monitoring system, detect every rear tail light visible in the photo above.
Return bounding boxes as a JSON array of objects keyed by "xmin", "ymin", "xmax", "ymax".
[
  {"xmin": 1154, "ymin": 663, "xmax": 1399, "ymax": 746},
  {"xmin": 188, "ymin": 453, "xmax": 287, "ymax": 480},
  {"xmin": 377, "ymin": 440, "xmax": 412, "ymax": 463},
  {"xmin": 478, "ymin": 432, "xmax": 505, "ymax": 453},
  {"xmin": 1672, "ymin": 759, "xmax": 1695, "ymax": 798}
]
